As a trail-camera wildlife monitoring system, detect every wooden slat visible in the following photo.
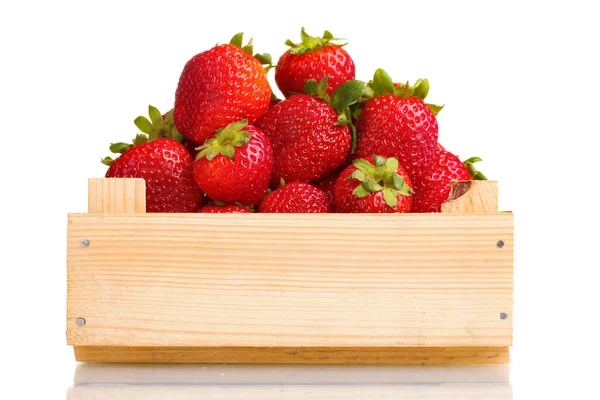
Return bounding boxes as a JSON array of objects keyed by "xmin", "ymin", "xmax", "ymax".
[
  {"xmin": 73, "ymin": 346, "xmax": 510, "ymax": 364},
  {"xmin": 67, "ymin": 213, "xmax": 513, "ymax": 349},
  {"xmin": 441, "ymin": 181, "xmax": 498, "ymax": 213},
  {"xmin": 88, "ymin": 177, "xmax": 146, "ymax": 213}
]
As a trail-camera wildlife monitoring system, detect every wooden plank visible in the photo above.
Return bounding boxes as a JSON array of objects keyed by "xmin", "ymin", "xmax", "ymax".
[
  {"xmin": 73, "ymin": 346, "xmax": 510, "ymax": 364},
  {"xmin": 67, "ymin": 213, "xmax": 513, "ymax": 348},
  {"xmin": 88, "ymin": 177, "xmax": 146, "ymax": 213},
  {"xmin": 442, "ymin": 181, "xmax": 498, "ymax": 213}
]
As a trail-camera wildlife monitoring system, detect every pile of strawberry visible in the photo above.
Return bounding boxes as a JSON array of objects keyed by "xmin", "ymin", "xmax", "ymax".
[{"xmin": 103, "ymin": 29, "xmax": 486, "ymax": 214}]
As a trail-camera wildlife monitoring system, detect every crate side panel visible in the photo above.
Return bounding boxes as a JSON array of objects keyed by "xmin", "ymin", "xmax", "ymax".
[{"xmin": 67, "ymin": 213, "xmax": 513, "ymax": 347}]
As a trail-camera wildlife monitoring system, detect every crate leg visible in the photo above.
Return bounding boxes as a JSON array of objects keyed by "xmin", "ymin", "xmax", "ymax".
[
  {"xmin": 88, "ymin": 178, "xmax": 146, "ymax": 213},
  {"xmin": 441, "ymin": 181, "xmax": 498, "ymax": 213}
]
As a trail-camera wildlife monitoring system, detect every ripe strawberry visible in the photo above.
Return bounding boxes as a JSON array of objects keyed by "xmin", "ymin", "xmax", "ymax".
[
  {"xmin": 315, "ymin": 174, "xmax": 338, "ymax": 212},
  {"xmin": 258, "ymin": 182, "xmax": 332, "ymax": 213},
  {"xmin": 102, "ymin": 105, "xmax": 203, "ymax": 213},
  {"xmin": 197, "ymin": 204, "xmax": 252, "ymax": 213},
  {"xmin": 256, "ymin": 78, "xmax": 365, "ymax": 185},
  {"xmin": 276, "ymin": 28, "xmax": 355, "ymax": 98},
  {"xmin": 192, "ymin": 120, "xmax": 273, "ymax": 206},
  {"xmin": 105, "ymin": 138, "xmax": 203, "ymax": 212},
  {"xmin": 174, "ymin": 33, "xmax": 271, "ymax": 144},
  {"xmin": 335, "ymin": 156, "xmax": 413, "ymax": 213},
  {"xmin": 355, "ymin": 69, "xmax": 442, "ymax": 185},
  {"xmin": 412, "ymin": 144, "xmax": 487, "ymax": 212}
]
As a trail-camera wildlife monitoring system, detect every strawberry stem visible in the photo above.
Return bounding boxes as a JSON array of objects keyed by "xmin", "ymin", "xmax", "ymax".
[
  {"xmin": 463, "ymin": 157, "xmax": 488, "ymax": 180},
  {"xmin": 285, "ymin": 27, "xmax": 346, "ymax": 55}
]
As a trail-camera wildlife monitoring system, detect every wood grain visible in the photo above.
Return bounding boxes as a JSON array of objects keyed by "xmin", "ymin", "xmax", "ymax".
[
  {"xmin": 67, "ymin": 213, "xmax": 513, "ymax": 349},
  {"xmin": 88, "ymin": 177, "xmax": 146, "ymax": 213},
  {"xmin": 73, "ymin": 346, "xmax": 510, "ymax": 364},
  {"xmin": 441, "ymin": 181, "xmax": 499, "ymax": 213}
]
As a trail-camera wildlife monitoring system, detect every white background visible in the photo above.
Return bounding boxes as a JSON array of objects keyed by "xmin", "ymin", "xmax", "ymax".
[{"xmin": 1, "ymin": 0, "xmax": 599, "ymax": 398}]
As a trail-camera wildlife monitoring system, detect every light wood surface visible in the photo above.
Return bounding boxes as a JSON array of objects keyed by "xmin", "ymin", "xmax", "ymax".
[
  {"xmin": 441, "ymin": 181, "xmax": 499, "ymax": 213},
  {"xmin": 73, "ymin": 346, "xmax": 510, "ymax": 364},
  {"xmin": 88, "ymin": 177, "xmax": 146, "ymax": 213},
  {"xmin": 67, "ymin": 213, "xmax": 513, "ymax": 348}
]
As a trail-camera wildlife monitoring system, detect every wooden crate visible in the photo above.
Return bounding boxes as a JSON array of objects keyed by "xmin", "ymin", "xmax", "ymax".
[{"xmin": 66, "ymin": 178, "xmax": 513, "ymax": 364}]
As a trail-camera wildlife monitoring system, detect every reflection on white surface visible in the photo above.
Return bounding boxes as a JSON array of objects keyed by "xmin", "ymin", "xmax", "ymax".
[{"xmin": 68, "ymin": 363, "xmax": 512, "ymax": 399}]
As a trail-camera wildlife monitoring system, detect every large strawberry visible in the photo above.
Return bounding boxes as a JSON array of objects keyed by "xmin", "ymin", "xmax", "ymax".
[
  {"xmin": 192, "ymin": 120, "xmax": 273, "ymax": 206},
  {"xmin": 197, "ymin": 204, "xmax": 252, "ymax": 213},
  {"xmin": 275, "ymin": 28, "xmax": 355, "ymax": 98},
  {"xmin": 256, "ymin": 77, "xmax": 365, "ymax": 185},
  {"xmin": 258, "ymin": 182, "xmax": 332, "ymax": 213},
  {"xmin": 174, "ymin": 33, "xmax": 271, "ymax": 144},
  {"xmin": 335, "ymin": 156, "xmax": 413, "ymax": 213},
  {"xmin": 355, "ymin": 69, "xmax": 442, "ymax": 185},
  {"xmin": 412, "ymin": 144, "xmax": 487, "ymax": 212},
  {"xmin": 102, "ymin": 105, "xmax": 204, "ymax": 213}
]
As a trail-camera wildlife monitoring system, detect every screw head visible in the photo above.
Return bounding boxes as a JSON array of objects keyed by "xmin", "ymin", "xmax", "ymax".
[
  {"xmin": 496, "ymin": 240, "xmax": 505, "ymax": 248},
  {"xmin": 76, "ymin": 318, "xmax": 86, "ymax": 326},
  {"xmin": 81, "ymin": 239, "xmax": 90, "ymax": 247},
  {"xmin": 500, "ymin": 312, "xmax": 508, "ymax": 320}
]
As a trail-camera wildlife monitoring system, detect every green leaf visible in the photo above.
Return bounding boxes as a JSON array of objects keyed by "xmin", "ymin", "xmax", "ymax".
[
  {"xmin": 148, "ymin": 105, "xmax": 162, "ymax": 127},
  {"xmin": 348, "ymin": 170, "xmax": 366, "ymax": 182},
  {"xmin": 385, "ymin": 157, "xmax": 399, "ymax": 173},
  {"xmin": 349, "ymin": 123, "xmax": 358, "ymax": 154},
  {"xmin": 463, "ymin": 156, "xmax": 483, "ymax": 164},
  {"xmin": 109, "ymin": 142, "xmax": 132, "ymax": 154},
  {"xmin": 363, "ymin": 180, "xmax": 383, "ymax": 192},
  {"xmin": 373, "ymin": 155, "xmax": 386, "ymax": 167},
  {"xmin": 412, "ymin": 79, "xmax": 430, "ymax": 100},
  {"xmin": 371, "ymin": 68, "xmax": 394, "ymax": 96},
  {"xmin": 352, "ymin": 158, "xmax": 375, "ymax": 174},
  {"xmin": 132, "ymin": 134, "xmax": 148, "ymax": 146},
  {"xmin": 232, "ymin": 131, "xmax": 251, "ymax": 147},
  {"xmin": 304, "ymin": 79, "xmax": 318, "ymax": 95},
  {"xmin": 300, "ymin": 27, "xmax": 310, "ymax": 43},
  {"xmin": 425, "ymin": 103, "xmax": 444, "ymax": 116},
  {"xmin": 205, "ymin": 148, "xmax": 220, "ymax": 161},
  {"xmin": 134, "ymin": 116, "xmax": 153, "ymax": 135},
  {"xmin": 316, "ymin": 76, "xmax": 330, "ymax": 103},
  {"xmin": 100, "ymin": 156, "xmax": 114, "ymax": 166},
  {"xmin": 352, "ymin": 184, "xmax": 370, "ymax": 198},
  {"xmin": 242, "ymin": 44, "xmax": 254, "ymax": 56},
  {"xmin": 254, "ymin": 53, "xmax": 272, "ymax": 65},
  {"xmin": 323, "ymin": 30, "xmax": 333, "ymax": 40},
  {"xmin": 330, "ymin": 80, "xmax": 368, "ymax": 113},
  {"xmin": 391, "ymin": 173, "xmax": 404, "ymax": 190},
  {"xmin": 398, "ymin": 185, "xmax": 414, "ymax": 196},
  {"xmin": 221, "ymin": 144, "xmax": 235, "ymax": 159},
  {"xmin": 230, "ymin": 32, "xmax": 244, "ymax": 48},
  {"xmin": 382, "ymin": 188, "xmax": 398, "ymax": 208}
]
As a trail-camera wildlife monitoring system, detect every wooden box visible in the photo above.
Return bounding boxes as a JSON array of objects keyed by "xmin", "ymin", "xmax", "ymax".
[{"xmin": 66, "ymin": 178, "xmax": 513, "ymax": 364}]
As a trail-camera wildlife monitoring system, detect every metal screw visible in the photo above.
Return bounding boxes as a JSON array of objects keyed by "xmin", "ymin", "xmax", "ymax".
[
  {"xmin": 496, "ymin": 240, "xmax": 505, "ymax": 248},
  {"xmin": 76, "ymin": 318, "xmax": 86, "ymax": 326},
  {"xmin": 500, "ymin": 312, "xmax": 508, "ymax": 320},
  {"xmin": 81, "ymin": 239, "xmax": 90, "ymax": 247}
]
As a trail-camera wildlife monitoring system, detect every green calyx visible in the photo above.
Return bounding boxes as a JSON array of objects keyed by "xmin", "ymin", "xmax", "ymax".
[
  {"xmin": 230, "ymin": 32, "xmax": 274, "ymax": 71},
  {"xmin": 304, "ymin": 76, "xmax": 372, "ymax": 153},
  {"xmin": 462, "ymin": 157, "xmax": 488, "ymax": 180},
  {"xmin": 195, "ymin": 119, "xmax": 250, "ymax": 161},
  {"xmin": 368, "ymin": 68, "xmax": 444, "ymax": 116},
  {"xmin": 101, "ymin": 105, "xmax": 181, "ymax": 166},
  {"xmin": 348, "ymin": 156, "xmax": 413, "ymax": 209},
  {"xmin": 285, "ymin": 27, "xmax": 346, "ymax": 55}
]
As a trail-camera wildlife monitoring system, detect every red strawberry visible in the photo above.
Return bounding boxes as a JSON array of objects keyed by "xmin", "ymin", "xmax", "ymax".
[
  {"xmin": 258, "ymin": 182, "xmax": 332, "ymax": 213},
  {"xmin": 412, "ymin": 145, "xmax": 487, "ymax": 212},
  {"xmin": 335, "ymin": 156, "xmax": 413, "ymax": 213},
  {"xmin": 256, "ymin": 78, "xmax": 364, "ymax": 185},
  {"xmin": 356, "ymin": 69, "xmax": 442, "ymax": 185},
  {"xmin": 315, "ymin": 174, "xmax": 338, "ymax": 212},
  {"xmin": 105, "ymin": 138, "xmax": 203, "ymax": 212},
  {"xmin": 192, "ymin": 120, "xmax": 273, "ymax": 206},
  {"xmin": 174, "ymin": 33, "xmax": 271, "ymax": 144},
  {"xmin": 276, "ymin": 28, "xmax": 355, "ymax": 98},
  {"xmin": 197, "ymin": 204, "xmax": 252, "ymax": 213}
]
